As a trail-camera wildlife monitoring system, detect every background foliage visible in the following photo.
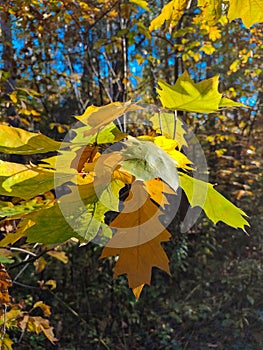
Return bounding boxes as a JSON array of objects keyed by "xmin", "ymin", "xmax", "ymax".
[{"xmin": 0, "ymin": 0, "xmax": 263, "ymax": 349}]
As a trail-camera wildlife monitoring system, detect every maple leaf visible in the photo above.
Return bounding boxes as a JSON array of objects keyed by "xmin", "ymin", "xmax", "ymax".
[
  {"xmin": 120, "ymin": 137, "xmax": 179, "ymax": 192},
  {"xmin": 157, "ymin": 71, "xmax": 246, "ymax": 113},
  {"xmin": 74, "ymin": 101, "xmax": 142, "ymax": 136},
  {"xmin": 100, "ymin": 181, "xmax": 171, "ymax": 299},
  {"xmin": 0, "ymin": 125, "xmax": 61, "ymax": 155},
  {"xmin": 198, "ymin": 0, "xmax": 222, "ymax": 25},
  {"xmin": 179, "ymin": 172, "xmax": 249, "ymax": 231},
  {"xmin": 153, "ymin": 136, "xmax": 193, "ymax": 170},
  {"xmin": 70, "ymin": 123, "xmax": 127, "ymax": 145},
  {"xmin": 227, "ymin": 0, "xmax": 263, "ymax": 28},
  {"xmin": 149, "ymin": 0, "xmax": 189, "ymax": 31},
  {"xmin": 145, "ymin": 178, "xmax": 175, "ymax": 209},
  {"xmin": 0, "ymin": 160, "xmax": 73, "ymax": 200}
]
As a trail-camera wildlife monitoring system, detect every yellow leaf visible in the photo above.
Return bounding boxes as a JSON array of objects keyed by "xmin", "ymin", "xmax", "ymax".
[
  {"xmin": 41, "ymin": 279, "xmax": 57, "ymax": 290},
  {"xmin": 34, "ymin": 257, "xmax": 47, "ymax": 273},
  {"xmin": 153, "ymin": 135, "xmax": 177, "ymax": 152},
  {"xmin": 168, "ymin": 149, "xmax": 193, "ymax": 169},
  {"xmin": 9, "ymin": 91, "xmax": 18, "ymax": 104},
  {"xmin": 113, "ymin": 168, "xmax": 135, "ymax": 184},
  {"xmin": 198, "ymin": 0, "xmax": 222, "ymax": 25},
  {"xmin": 47, "ymin": 250, "xmax": 69, "ymax": 264},
  {"xmin": 150, "ymin": 112, "xmax": 188, "ymax": 150},
  {"xmin": 27, "ymin": 316, "xmax": 57, "ymax": 343},
  {"xmin": 157, "ymin": 71, "xmax": 246, "ymax": 113},
  {"xmin": 33, "ymin": 301, "xmax": 51, "ymax": 316},
  {"xmin": 0, "ymin": 263, "xmax": 12, "ymax": 307},
  {"xmin": 200, "ymin": 42, "xmax": 216, "ymax": 54},
  {"xmin": 228, "ymin": 0, "xmax": 263, "ymax": 28},
  {"xmin": 0, "ymin": 334, "xmax": 14, "ymax": 350},
  {"xmin": 149, "ymin": 0, "xmax": 189, "ymax": 31},
  {"xmin": 145, "ymin": 178, "xmax": 175, "ymax": 208},
  {"xmin": 0, "ymin": 231, "xmax": 27, "ymax": 247},
  {"xmin": 57, "ymin": 125, "xmax": 66, "ymax": 133},
  {"xmin": 75, "ymin": 102, "xmax": 142, "ymax": 137},
  {"xmin": 153, "ymin": 136, "xmax": 193, "ymax": 169},
  {"xmin": 70, "ymin": 145, "xmax": 99, "ymax": 173},
  {"xmin": 129, "ymin": 0, "xmax": 150, "ymax": 11},
  {"xmin": 208, "ymin": 26, "xmax": 221, "ymax": 41}
]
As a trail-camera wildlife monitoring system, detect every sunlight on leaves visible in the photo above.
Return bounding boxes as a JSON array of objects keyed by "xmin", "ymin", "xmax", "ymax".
[
  {"xmin": 227, "ymin": 0, "xmax": 263, "ymax": 28},
  {"xmin": 179, "ymin": 172, "xmax": 249, "ymax": 231}
]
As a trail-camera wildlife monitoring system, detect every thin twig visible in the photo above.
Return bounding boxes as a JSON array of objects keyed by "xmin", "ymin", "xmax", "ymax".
[
  {"xmin": 173, "ymin": 109, "xmax": 177, "ymax": 139},
  {"xmin": 66, "ymin": 54, "xmax": 85, "ymax": 113},
  {"xmin": 7, "ymin": 247, "xmax": 37, "ymax": 257},
  {"xmin": 158, "ymin": 109, "xmax": 163, "ymax": 135}
]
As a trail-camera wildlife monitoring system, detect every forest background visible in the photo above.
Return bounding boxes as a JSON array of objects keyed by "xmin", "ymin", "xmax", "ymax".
[{"xmin": 0, "ymin": 0, "xmax": 263, "ymax": 349}]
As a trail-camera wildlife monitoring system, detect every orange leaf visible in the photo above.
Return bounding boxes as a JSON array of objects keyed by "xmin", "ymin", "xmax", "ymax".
[
  {"xmin": 101, "ymin": 230, "xmax": 171, "ymax": 299},
  {"xmin": 100, "ymin": 181, "xmax": 171, "ymax": 299},
  {"xmin": 145, "ymin": 178, "xmax": 175, "ymax": 208},
  {"xmin": 132, "ymin": 284, "xmax": 145, "ymax": 300},
  {"xmin": 0, "ymin": 263, "xmax": 12, "ymax": 306},
  {"xmin": 33, "ymin": 301, "xmax": 51, "ymax": 317},
  {"xmin": 27, "ymin": 316, "xmax": 57, "ymax": 343}
]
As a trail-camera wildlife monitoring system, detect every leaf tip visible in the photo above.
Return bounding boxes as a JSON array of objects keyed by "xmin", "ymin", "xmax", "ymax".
[{"xmin": 132, "ymin": 284, "xmax": 145, "ymax": 300}]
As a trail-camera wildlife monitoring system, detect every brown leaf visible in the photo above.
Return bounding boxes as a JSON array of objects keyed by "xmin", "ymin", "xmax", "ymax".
[
  {"xmin": 26, "ymin": 316, "xmax": 58, "ymax": 343},
  {"xmin": 0, "ymin": 263, "xmax": 12, "ymax": 306},
  {"xmin": 70, "ymin": 145, "xmax": 99, "ymax": 173},
  {"xmin": 100, "ymin": 181, "xmax": 171, "ymax": 299},
  {"xmin": 101, "ymin": 230, "xmax": 171, "ymax": 299}
]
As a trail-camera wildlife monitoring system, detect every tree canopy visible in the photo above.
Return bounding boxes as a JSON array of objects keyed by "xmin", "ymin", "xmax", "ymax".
[{"xmin": 0, "ymin": 1, "xmax": 262, "ymax": 349}]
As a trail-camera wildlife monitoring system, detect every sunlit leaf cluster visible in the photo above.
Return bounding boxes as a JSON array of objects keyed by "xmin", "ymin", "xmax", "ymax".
[{"xmin": 0, "ymin": 73, "xmax": 249, "ymax": 299}]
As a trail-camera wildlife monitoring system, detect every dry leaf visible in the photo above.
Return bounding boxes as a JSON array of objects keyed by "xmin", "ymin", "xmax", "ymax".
[
  {"xmin": 0, "ymin": 263, "xmax": 12, "ymax": 306},
  {"xmin": 100, "ymin": 181, "xmax": 171, "ymax": 299}
]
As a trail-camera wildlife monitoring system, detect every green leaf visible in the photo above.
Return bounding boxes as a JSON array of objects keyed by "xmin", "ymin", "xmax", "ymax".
[
  {"xmin": 17, "ymin": 204, "xmax": 79, "ymax": 244},
  {"xmin": 179, "ymin": 172, "xmax": 249, "ymax": 231},
  {"xmin": 120, "ymin": 137, "xmax": 179, "ymax": 192},
  {"xmin": 0, "ymin": 256, "xmax": 14, "ymax": 264},
  {"xmin": 0, "ymin": 198, "xmax": 54, "ymax": 219},
  {"xmin": 25, "ymin": 176, "xmax": 125, "ymax": 245},
  {"xmin": 0, "ymin": 125, "xmax": 61, "ymax": 154},
  {"xmin": 219, "ymin": 97, "xmax": 246, "ymax": 109},
  {"xmin": 157, "ymin": 71, "xmax": 246, "ymax": 113},
  {"xmin": 0, "ymin": 161, "xmax": 73, "ymax": 199},
  {"xmin": 20, "ymin": 180, "xmax": 117, "ymax": 244},
  {"xmin": 227, "ymin": 0, "xmax": 263, "ymax": 28},
  {"xmin": 99, "ymin": 179, "xmax": 125, "ymax": 212},
  {"xmin": 70, "ymin": 123, "xmax": 127, "ymax": 145}
]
